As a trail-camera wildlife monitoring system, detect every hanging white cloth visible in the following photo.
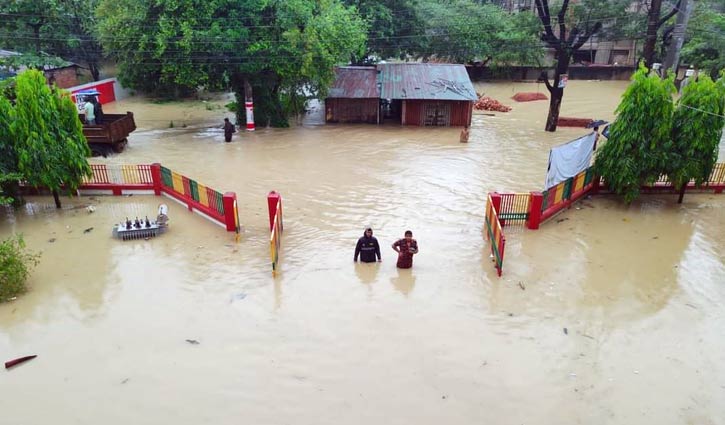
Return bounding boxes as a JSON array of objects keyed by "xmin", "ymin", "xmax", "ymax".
[{"xmin": 544, "ymin": 132, "xmax": 596, "ymax": 190}]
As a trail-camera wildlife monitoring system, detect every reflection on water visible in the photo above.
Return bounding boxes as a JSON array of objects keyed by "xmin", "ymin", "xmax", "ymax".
[
  {"xmin": 1, "ymin": 81, "xmax": 725, "ymax": 425},
  {"xmin": 390, "ymin": 268, "xmax": 416, "ymax": 296},
  {"xmin": 354, "ymin": 262, "xmax": 380, "ymax": 287}
]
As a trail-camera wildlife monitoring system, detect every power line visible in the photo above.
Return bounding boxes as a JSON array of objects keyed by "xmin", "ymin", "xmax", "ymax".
[
  {"xmin": 680, "ymin": 104, "xmax": 725, "ymax": 118},
  {"xmin": 0, "ymin": 8, "xmax": 652, "ymax": 35},
  {"xmin": 0, "ymin": 32, "xmax": 653, "ymax": 65}
]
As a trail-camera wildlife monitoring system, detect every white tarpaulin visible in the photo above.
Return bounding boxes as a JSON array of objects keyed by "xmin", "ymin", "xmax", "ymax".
[{"xmin": 545, "ymin": 132, "xmax": 596, "ymax": 190}]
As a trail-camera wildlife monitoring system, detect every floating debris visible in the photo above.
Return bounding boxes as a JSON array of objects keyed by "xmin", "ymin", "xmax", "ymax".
[
  {"xmin": 5, "ymin": 355, "xmax": 37, "ymax": 369},
  {"xmin": 474, "ymin": 96, "xmax": 511, "ymax": 112}
]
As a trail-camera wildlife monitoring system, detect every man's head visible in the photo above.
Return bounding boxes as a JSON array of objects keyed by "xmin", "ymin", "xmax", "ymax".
[
  {"xmin": 404, "ymin": 230, "xmax": 413, "ymax": 240},
  {"xmin": 365, "ymin": 228, "xmax": 373, "ymax": 236},
  {"xmin": 224, "ymin": 118, "xmax": 230, "ymax": 122}
]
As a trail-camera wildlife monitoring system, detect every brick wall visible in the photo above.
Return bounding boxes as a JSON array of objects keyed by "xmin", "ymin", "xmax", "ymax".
[{"xmin": 45, "ymin": 66, "xmax": 80, "ymax": 89}]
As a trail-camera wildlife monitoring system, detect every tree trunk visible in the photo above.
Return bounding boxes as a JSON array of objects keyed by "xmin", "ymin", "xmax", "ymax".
[
  {"xmin": 89, "ymin": 62, "xmax": 101, "ymax": 82},
  {"xmin": 544, "ymin": 51, "xmax": 571, "ymax": 132},
  {"xmin": 643, "ymin": 0, "xmax": 664, "ymax": 69},
  {"xmin": 52, "ymin": 189, "xmax": 61, "ymax": 208},
  {"xmin": 32, "ymin": 24, "xmax": 42, "ymax": 53},
  {"xmin": 545, "ymin": 88, "xmax": 564, "ymax": 132},
  {"xmin": 677, "ymin": 184, "xmax": 686, "ymax": 204},
  {"xmin": 662, "ymin": 0, "xmax": 692, "ymax": 76},
  {"xmin": 233, "ymin": 77, "xmax": 288, "ymax": 128},
  {"xmin": 244, "ymin": 79, "xmax": 254, "ymax": 131}
]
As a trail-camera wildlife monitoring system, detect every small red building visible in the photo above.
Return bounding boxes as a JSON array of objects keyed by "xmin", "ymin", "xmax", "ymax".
[
  {"xmin": 326, "ymin": 63, "xmax": 476, "ymax": 127},
  {"xmin": 325, "ymin": 67, "xmax": 380, "ymax": 124}
]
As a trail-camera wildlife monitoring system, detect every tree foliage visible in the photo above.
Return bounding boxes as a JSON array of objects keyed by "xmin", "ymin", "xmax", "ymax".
[
  {"xmin": 0, "ymin": 235, "xmax": 40, "ymax": 303},
  {"xmin": 344, "ymin": 0, "xmax": 428, "ymax": 63},
  {"xmin": 13, "ymin": 70, "xmax": 91, "ymax": 207},
  {"xmin": 681, "ymin": 1, "xmax": 725, "ymax": 78},
  {"xmin": 96, "ymin": 0, "xmax": 367, "ymax": 127},
  {"xmin": 420, "ymin": 0, "xmax": 541, "ymax": 66},
  {"xmin": 0, "ymin": 0, "xmax": 104, "ymax": 80},
  {"xmin": 668, "ymin": 74, "xmax": 725, "ymax": 200},
  {"xmin": 594, "ymin": 65, "xmax": 676, "ymax": 203},
  {"xmin": 346, "ymin": 0, "xmax": 542, "ymax": 66},
  {"xmin": 0, "ymin": 94, "xmax": 20, "ymax": 205}
]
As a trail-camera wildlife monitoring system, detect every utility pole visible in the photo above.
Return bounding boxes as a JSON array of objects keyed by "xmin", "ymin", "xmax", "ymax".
[{"xmin": 662, "ymin": 0, "xmax": 692, "ymax": 76}]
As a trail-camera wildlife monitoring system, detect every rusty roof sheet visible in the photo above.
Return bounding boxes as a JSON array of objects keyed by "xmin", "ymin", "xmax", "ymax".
[
  {"xmin": 327, "ymin": 66, "xmax": 380, "ymax": 98},
  {"xmin": 378, "ymin": 63, "xmax": 477, "ymax": 101}
]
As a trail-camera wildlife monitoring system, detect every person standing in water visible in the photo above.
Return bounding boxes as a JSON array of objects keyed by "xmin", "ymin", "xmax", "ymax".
[
  {"xmin": 460, "ymin": 125, "xmax": 470, "ymax": 143},
  {"xmin": 392, "ymin": 230, "xmax": 418, "ymax": 269},
  {"xmin": 223, "ymin": 118, "xmax": 236, "ymax": 143},
  {"xmin": 354, "ymin": 228, "xmax": 381, "ymax": 263}
]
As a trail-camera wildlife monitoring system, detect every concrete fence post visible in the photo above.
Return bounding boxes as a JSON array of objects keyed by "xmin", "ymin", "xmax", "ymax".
[
  {"xmin": 222, "ymin": 192, "xmax": 238, "ymax": 232},
  {"xmin": 151, "ymin": 163, "xmax": 162, "ymax": 196},
  {"xmin": 267, "ymin": 191, "xmax": 281, "ymax": 232},
  {"xmin": 527, "ymin": 192, "xmax": 543, "ymax": 230}
]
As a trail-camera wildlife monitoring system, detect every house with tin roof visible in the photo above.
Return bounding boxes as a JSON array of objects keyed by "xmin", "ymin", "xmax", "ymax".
[
  {"xmin": 0, "ymin": 49, "xmax": 83, "ymax": 88},
  {"xmin": 325, "ymin": 63, "xmax": 477, "ymax": 127}
]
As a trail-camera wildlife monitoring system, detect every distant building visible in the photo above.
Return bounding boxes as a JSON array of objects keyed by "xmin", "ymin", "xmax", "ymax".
[
  {"xmin": 0, "ymin": 49, "xmax": 83, "ymax": 88},
  {"xmin": 326, "ymin": 63, "xmax": 477, "ymax": 127}
]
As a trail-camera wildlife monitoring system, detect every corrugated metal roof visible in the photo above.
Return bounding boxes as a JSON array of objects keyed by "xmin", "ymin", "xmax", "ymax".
[
  {"xmin": 327, "ymin": 66, "xmax": 380, "ymax": 99},
  {"xmin": 0, "ymin": 49, "xmax": 76, "ymax": 71},
  {"xmin": 378, "ymin": 63, "xmax": 477, "ymax": 101}
]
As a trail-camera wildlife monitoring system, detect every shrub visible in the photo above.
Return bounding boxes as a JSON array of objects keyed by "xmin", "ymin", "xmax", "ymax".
[{"xmin": 0, "ymin": 235, "xmax": 40, "ymax": 302}]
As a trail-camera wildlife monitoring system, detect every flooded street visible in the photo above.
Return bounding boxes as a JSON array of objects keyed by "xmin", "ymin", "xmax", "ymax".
[{"xmin": 2, "ymin": 81, "xmax": 725, "ymax": 425}]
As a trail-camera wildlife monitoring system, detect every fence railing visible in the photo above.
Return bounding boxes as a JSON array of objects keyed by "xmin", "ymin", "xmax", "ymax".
[
  {"xmin": 597, "ymin": 162, "xmax": 725, "ymax": 194},
  {"xmin": 159, "ymin": 165, "xmax": 225, "ymax": 218},
  {"xmin": 75, "ymin": 163, "xmax": 239, "ymax": 232},
  {"xmin": 481, "ymin": 158, "xmax": 725, "ymax": 278},
  {"xmin": 485, "ymin": 193, "xmax": 505, "ymax": 276},
  {"xmin": 82, "ymin": 164, "xmax": 153, "ymax": 186},
  {"xmin": 613, "ymin": 162, "xmax": 725, "ymax": 192},
  {"xmin": 498, "ymin": 193, "xmax": 531, "ymax": 225},
  {"xmin": 540, "ymin": 166, "xmax": 596, "ymax": 223},
  {"xmin": 268, "ymin": 192, "xmax": 283, "ymax": 276}
]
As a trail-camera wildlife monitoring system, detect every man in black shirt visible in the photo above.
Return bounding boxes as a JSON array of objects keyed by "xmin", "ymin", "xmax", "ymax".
[{"xmin": 354, "ymin": 228, "xmax": 381, "ymax": 263}]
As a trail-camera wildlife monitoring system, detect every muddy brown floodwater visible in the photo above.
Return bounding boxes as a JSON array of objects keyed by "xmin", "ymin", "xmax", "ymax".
[{"xmin": 2, "ymin": 81, "xmax": 725, "ymax": 425}]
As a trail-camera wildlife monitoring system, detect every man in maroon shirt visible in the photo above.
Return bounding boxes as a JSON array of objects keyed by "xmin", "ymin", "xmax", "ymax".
[{"xmin": 392, "ymin": 230, "xmax": 419, "ymax": 269}]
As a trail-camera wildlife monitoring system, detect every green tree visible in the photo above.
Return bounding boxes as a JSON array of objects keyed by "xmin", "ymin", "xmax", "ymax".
[
  {"xmin": 594, "ymin": 66, "xmax": 676, "ymax": 203},
  {"xmin": 13, "ymin": 70, "xmax": 91, "ymax": 208},
  {"xmin": 344, "ymin": 0, "xmax": 428, "ymax": 63},
  {"xmin": 533, "ymin": 0, "xmax": 624, "ymax": 132},
  {"xmin": 0, "ymin": 235, "xmax": 40, "ymax": 303},
  {"xmin": 420, "ymin": 0, "xmax": 541, "ymax": 66},
  {"xmin": 668, "ymin": 74, "xmax": 725, "ymax": 203},
  {"xmin": 0, "ymin": 93, "xmax": 20, "ymax": 205},
  {"xmin": 96, "ymin": 0, "xmax": 367, "ymax": 127},
  {"xmin": 681, "ymin": 1, "xmax": 725, "ymax": 79},
  {"xmin": 0, "ymin": 0, "xmax": 105, "ymax": 81}
]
